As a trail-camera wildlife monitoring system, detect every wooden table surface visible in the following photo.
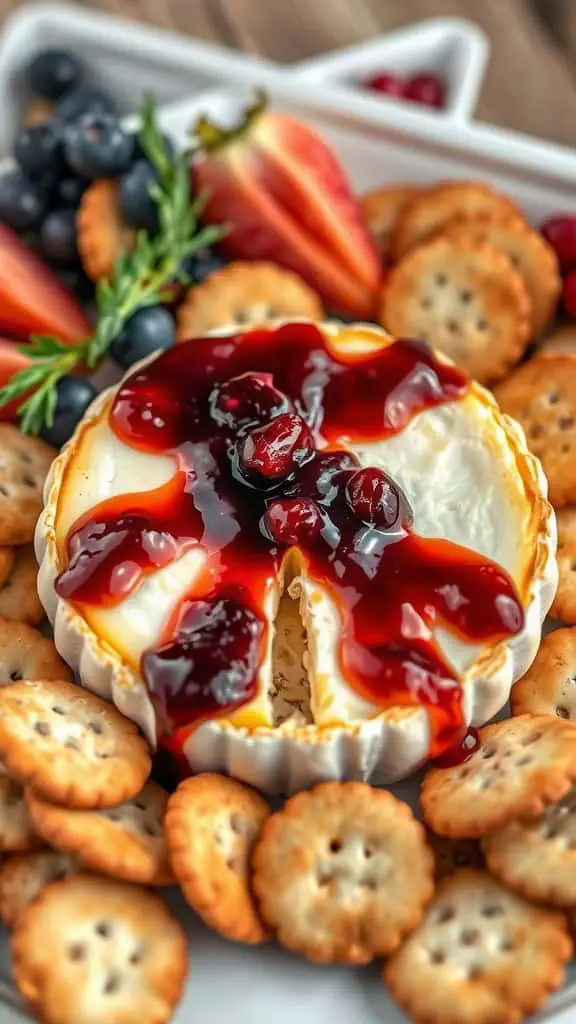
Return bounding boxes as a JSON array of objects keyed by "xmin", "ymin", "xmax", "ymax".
[{"xmin": 2, "ymin": 0, "xmax": 576, "ymax": 147}]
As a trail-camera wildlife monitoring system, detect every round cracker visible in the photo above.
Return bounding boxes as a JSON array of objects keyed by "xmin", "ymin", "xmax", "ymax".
[
  {"xmin": 420, "ymin": 714, "xmax": 576, "ymax": 838},
  {"xmin": 26, "ymin": 781, "xmax": 174, "ymax": 885},
  {"xmin": 0, "ymin": 775, "xmax": 39, "ymax": 853},
  {"xmin": 11, "ymin": 873, "xmax": 188, "ymax": 1024},
  {"xmin": 0, "ymin": 426, "xmax": 54, "ymax": 546},
  {"xmin": 390, "ymin": 181, "xmax": 520, "ymax": 261},
  {"xmin": 166, "ymin": 773, "xmax": 270, "ymax": 944},
  {"xmin": 483, "ymin": 786, "xmax": 576, "ymax": 907},
  {"xmin": 380, "ymin": 237, "xmax": 532, "ymax": 384},
  {"xmin": 0, "ymin": 679, "xmax": 151, "ymax": 809},
  {"xmin": 77, "ymin": 179, "xmax": 136, "ymax": 282},
  {"xmin": 494, "ymin": 354, "xmax": 576, "ymax": 507},
  {"xmin": 360, "ymin": 184, "xmax": 421, "ymax": 263},
  {"xmin": 0, "ymin": 619, "xmax": 72, "ymax": 686},
  {"xmin": 442, "ymin": 213, "xmax": 561, "ymax": 336},
  {"xmin": 541, "ymin": 324, "xmax": 576, "ymax": 357},
  {"xmin": 384, "ymin": 868, "xmax": 572, "ymax": 1024},
  {"xmin": 252, "ymin": 781, "xmax": 434, "ymax": 964},
  {"xmin": 176, "ymin": 260, "xmax": 325, "ymax": 339},
  {"xmin": 0, "ymin": 850, "xmax": 77, "ymax": 927},
  {"xmin": 0, "ymin": 548, "xmax": 14, "ymax": 589},
  {"xmin": 551, "ymin": 508, "xmax": 576, "ymax": 622},
  {"xmin": 511, "ymin": 626, "xmax": 576, "ymax": 719},
  {"xmin": 0, "ymin": 546, "xmax": 43, "ymax": 626}
]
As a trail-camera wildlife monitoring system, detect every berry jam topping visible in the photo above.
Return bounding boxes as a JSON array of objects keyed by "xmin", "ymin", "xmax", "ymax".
[
  {"xmin": 432, "ymin": 727, "xmax": 481, "ymax": 768},
  {"xmin": 263, "ymin": 498, "xmax": 323, "ymax": 546},
  {"xmin": 238, "ymin": 412, "xmax": 314, "ymax": 481},
  {"xmin": 541, "ymin": 215, "xmax": 576, "ymax": 272},
  {"xmin": 55, "ymin": 323, "xmax": 524, "ymax": 756}
]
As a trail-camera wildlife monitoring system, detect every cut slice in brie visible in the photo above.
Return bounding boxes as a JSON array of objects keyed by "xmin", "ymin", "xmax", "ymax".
[{"xmin": 36, "ymin": 321, "xmax": 557, "ymax": 792}]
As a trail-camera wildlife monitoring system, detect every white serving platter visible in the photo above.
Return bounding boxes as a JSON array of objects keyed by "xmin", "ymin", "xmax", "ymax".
[{"xmin": 1, "ymin": 52, "xmax": 576, "ymax": 1024}]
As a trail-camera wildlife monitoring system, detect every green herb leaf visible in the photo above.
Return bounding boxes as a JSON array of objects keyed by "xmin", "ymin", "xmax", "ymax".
[{"xmin": 0, "ymin": 96, "xmax": 227, "ymax": 435}]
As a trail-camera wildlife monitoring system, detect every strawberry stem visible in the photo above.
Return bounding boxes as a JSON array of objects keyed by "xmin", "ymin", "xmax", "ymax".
[{"xmin": 193, "ymin": 90, "xmax": 267, "ymax": 153}]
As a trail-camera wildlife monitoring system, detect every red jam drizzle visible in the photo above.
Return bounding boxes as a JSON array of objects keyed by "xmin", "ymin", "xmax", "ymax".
[
  {"xmin": 432, "ymin": 727, "xmax": 481, "ymax": 768},
  {"xmin": 55, "ymin": 323, "xmax": 524, "ymax": 757}
]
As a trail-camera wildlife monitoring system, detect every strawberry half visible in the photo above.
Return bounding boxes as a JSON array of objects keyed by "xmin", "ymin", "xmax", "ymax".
[
  {"xmin": 0, "ymin": 339, "xmax": 33, "ymax": 421},
  {"xmin": 0, "ymin": 224, "xmax": 90, "ymax": 345},
  {"xmin": 193, "ymin": 94, "xmax": 383, "ymax": 319}
]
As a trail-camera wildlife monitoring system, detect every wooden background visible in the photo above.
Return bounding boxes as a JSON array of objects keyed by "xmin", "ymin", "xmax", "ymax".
[{"xmin": 3, "ymin": 0, "xmax": 576, "ymax": 147}]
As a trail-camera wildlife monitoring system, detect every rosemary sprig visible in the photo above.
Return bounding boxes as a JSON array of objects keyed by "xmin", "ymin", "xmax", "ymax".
[{"xmin": 0, "ymin": 96, "xmax": 225, "ymax": 435}]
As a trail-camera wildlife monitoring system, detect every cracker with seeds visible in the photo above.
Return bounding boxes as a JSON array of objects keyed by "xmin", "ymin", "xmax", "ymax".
[
  {"xmin": 494, "ymin": 355, "xmax": 576, "ymax": 506},
  {"xmin": 166, "ymin": 773, "xmax": 270, "ymax": 944},
  {"xmin": 390, "ymin": 181, "xmax": 520, "ymax": 260},
  {"xmin": 27, "ymin": 781, "xmax": 173, "ymax": 885},
  {"xmin": 0, "ymin": 850, "xmax": 77, "ymax": 927},
  {"xmin": 0, "ymin": 426, "xmax": 54, "ymax": 545},
  {"xmin": 483, "ymin": 786, "xmax": 576, "ymax": 906},
  {"xmin": 0, "ymin": 775, "xmax": 39, "ymax": 853},
  {"xmin": 0, "ymin": 679, "xmax": 150, "ymax": 809},
  {"xmin": 252, "ymin": 781, "xmax": 434, "ymax": 964},
  {"xmin": 0, "ymin": 545, "xmax": 43, "ymax": 625},
  {"xmin": 11, "ymin": 873, "xmax": 188, "ymax": 1024},
  {"xmin": 384, "ymin": 868, "xmax": 572, "ymax": 1024},
  {"xmin": 0, "ymin": 619, "xmax": 71, "ymax": 686},
  {"xmin": 511, "ymin": 626, "xmax": 576, "ymax": 720},
  {"xmin": 420, "ymin": 714, "xmax": 576, "ymax": 838},
  {"xmin": 360, "ymin": 184, "xmax": 421, "ymax": 263},
  {"xmin": 77, "ymin": 179, "xmax": 136, "ymax": 282},
  {"xmin": 379, "ymin": 238, "xmax": 531, "ymax": 384},
  {"xmin": 176, "ymin": 261, "xmax": 324, "ymax": 339},
  {"xmin": 550, "ymin": 508, "xmax": 576, "ymax": 623},
  {"xmin": 442, "ymin": 213, "xmax": 561, "ymax": 336}
]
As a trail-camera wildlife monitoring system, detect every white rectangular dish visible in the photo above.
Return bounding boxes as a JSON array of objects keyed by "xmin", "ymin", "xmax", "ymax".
[{"xmin": 1, "ymin": 65, "xmax": 576, "ymax": 1022}]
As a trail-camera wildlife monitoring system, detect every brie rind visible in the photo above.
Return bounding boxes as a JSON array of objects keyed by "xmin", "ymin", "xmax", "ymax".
[{"xmin": 36, "ymin": 322, "xmax": 557, "ymax": 792}]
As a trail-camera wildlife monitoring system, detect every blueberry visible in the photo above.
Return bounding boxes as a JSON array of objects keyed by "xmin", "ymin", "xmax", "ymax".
[
  {"xmin": 109, "ymin": 306, "xmax": 175, "ymax": 369},
  {"xmin": 40, "ymin": 209, "xmax": 78, "ymax": 264},
  {"xmin": 0, "ymin": 171, "xmax": 48, "ymax": 231},
  {"xmin": 64, "ymin": 112, "xmax": 134, "ymax": 180},
  {"xmin": 133, "ymin": 131, "xmax": 175, "ymax": 164},
  {"xmin": 53, "ymin": 175, "xmax": 86, "ymax": 209},
  {"xmin": 56, "ymin": 266, "xmax": 94, "ymax": 302},
  {"xmin": 27, "ymin": 49, "xmax": 83, "ymax": 102},
  {"xmin": 119, "ymin": 160, "xmax": 159, "ymax": 234},
  {"xmin": 40, "ymin": 376, "xmax": 97, "ymax": 448},
  {"xmin": 180, "ymin": 248, "xmax": 225, "ymax": 284},
  {"xmin": 14, "ymin": 120, "xmax": 64, "ymax": 181},
  {"xmin": 56, "ymin": 85, "xmax": 116, "ymax": 124}
]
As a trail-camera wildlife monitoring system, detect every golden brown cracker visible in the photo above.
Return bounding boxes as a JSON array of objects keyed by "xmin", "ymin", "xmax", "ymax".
[
  {"xmin": 511, "ymin": 626, "xmax": 576, "ymax": 719},
  {"xmin": 551, "ymin": 508, "xmax": 576, "ymax": 622},
  {"xmin": 360, "ymin": 184, "xmax": 421, "ymax": 263},
  {"xmin": 11, "ymin": 873, "xmax": 188, "ymax": 1024},
  {"xmin": 0, "ymin": 619, "xmax": 72, "ymax": 686},
  {"xmin": 483, "ymin": 786, "xmax": 576, "ymax": 907},
  {"xmin": 0, "ymin": 775, "xmax": 39, "ymax": 853},
  {"xmin": 77, "ymin": 179, "xmax": 136, "ymax": 282},
  {"xmin": 494, "ymin": 354, "xmax": 576, "ymax": 507},
  {"xmin": 0, "ymin": 850, "xmax": 77, "ymax": 927},
  {"xmin": 380, "ymin": 237, "xmax": 531, "ymax": 384},
  {"xmin": 0, "ymin": 548, "xmax": 14, "ymax": 589},
  {"xmin": 384, "ymin": 868, "xmax": 572, "ymax": 1024},
  {"xmin": 26, "ymin": 781, "xmax": 173, "ymax": 885},
  {"xmin": 0, "ymin": 678, "xmax": 151, "ymax": 809},
  {"xmin": 541, "ymin": 324, "xmax": 576, "ymax": 357},
  {"xmin": 420, "ymin": 714, "xmax": 576, "ymax": 838},
  {"xmin": 390, "ymin": 181, "xmax": 520, "ymax": 261},
  {"xmin": 166, "ymin": 773, "xmax": 270, "ymax": 945},
  {"xmin": 0, "ymin": 546, "xmax": 43, "ymax": 626},
  {"xmin": 443, "ymin": 213, "xmax": 561, "ymax": 336},
  {"xmin": 176, "ymin": 260, "xmax": 325, "ymax": 339},
  {"xmin": 252, "ymin": 781, "xmax": 434, "ymax": 964},
  {"xmin": 0, "ymin": 425, "xmax": 54, "ymax": 545}
]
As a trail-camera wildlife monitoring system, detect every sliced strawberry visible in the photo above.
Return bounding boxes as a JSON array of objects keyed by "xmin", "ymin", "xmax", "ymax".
[
  {"xmin": 193, "ymin": 97, "xmax": 383, "ymax": 319},
  {"xmin": 0, "ymin": 223, "xmax": 90, "ymax": 345},
  {"xmin": 0, "ymin": 339, "xmax": 33, "ymax": 421}
]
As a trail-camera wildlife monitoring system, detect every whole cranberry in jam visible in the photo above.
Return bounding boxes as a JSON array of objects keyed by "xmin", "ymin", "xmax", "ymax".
[
  {"xmin": 346, "ymin": 466, "xmax": 410, "ymax": 529},
  {"xmin": 541, "ymin": 215, "xmax": 576, "ymax": 272},
  {"xmin": 209, "ymin": 372, "xmax": 289, "ymax": 431},
  {"xmin": 238, "ymin": 412, "xmax": 314, "ymax": 481},
  {"xmin": 143, "ymin": 596, "xmax": 263, "ymax": 734},
  {"xmin": 403, "ymin": 72, "xmax": 446, "ymax": 109},
  {"xmin": 365, "ymin": 72, "xmax": 404, "ymax": 97},
  {"xmin": 290, "ymin": 450, "xmax": 360, "ymax": 504},
  {"xmin": 263, "ymin": 498, "xmax": 322, "ymax": 546}
]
